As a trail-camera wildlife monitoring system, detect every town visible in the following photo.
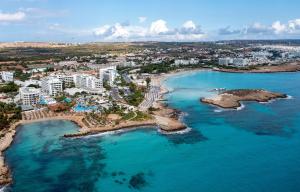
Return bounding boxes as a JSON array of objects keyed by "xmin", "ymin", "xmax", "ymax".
[{"xmin": 0, "ymin": 41, "xmax": 300, "ymax": 135}]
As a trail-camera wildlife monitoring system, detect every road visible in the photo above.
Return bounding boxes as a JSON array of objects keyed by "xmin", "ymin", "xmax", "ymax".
[
  {"xmin": 138, "ymin": 85, "xmax": 160, "ymax": 111},
  {"xmin": 122, "ymin": 74, "xmax": 132, "ymax": 84},
  {"xmin": 111, "ymin": 87, "xmax": 123, "ymax": 101}
]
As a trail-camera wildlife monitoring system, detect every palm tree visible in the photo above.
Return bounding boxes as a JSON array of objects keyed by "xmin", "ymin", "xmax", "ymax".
[{"xmin": 146, "ymin": 77, "xmax": 151, "ymax": 88}]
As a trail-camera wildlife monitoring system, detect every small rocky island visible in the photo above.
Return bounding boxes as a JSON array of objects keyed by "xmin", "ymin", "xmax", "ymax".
[{"xmin": 200, "ymin": 89, "xmax": 287, "ymax": 109}]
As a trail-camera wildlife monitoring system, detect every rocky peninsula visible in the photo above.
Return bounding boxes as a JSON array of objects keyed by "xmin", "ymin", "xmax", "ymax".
[
  {"xmin": 215, "ymin": 62, "xmax": 300, "ymax": 73},
  {"xmin": 201, "ymin": 89, "xmax": 287, "ymax": 109}
]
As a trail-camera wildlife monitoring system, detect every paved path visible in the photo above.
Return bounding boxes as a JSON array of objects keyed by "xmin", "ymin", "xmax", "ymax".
[{"xmin": 139, "ymin": 86, "xmax": 160, "ymax": 111}]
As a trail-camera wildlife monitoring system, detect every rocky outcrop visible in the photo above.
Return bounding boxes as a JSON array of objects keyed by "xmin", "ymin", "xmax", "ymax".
[{"xmin": 201, "ymin": 89, "xmax": 287, "ymax": 109}]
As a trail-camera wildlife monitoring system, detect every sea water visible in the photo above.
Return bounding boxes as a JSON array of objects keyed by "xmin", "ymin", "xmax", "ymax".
[{"xmin": 4, "ymin": 71, "xmax": 300, "ymax": 192}]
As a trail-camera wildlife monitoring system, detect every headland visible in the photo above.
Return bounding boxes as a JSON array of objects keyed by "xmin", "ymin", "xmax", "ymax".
[{"xmin": 200, "ymin": 89, "xmax": 287, "ymax": 109}]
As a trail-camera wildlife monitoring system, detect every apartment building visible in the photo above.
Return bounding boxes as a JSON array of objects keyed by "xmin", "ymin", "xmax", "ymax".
[
  {"xmin": 1, "ymin": 71, "xmax": 14, "ymax": 82},
  {"xmin": 41, "ymin": 77, "xmax": 63, "ymax": 96},
  {"xmin": 19, "ymin": 87, "xmax": 40, "ymax": 106},
  {"xmin": 99, "ymin": 65, "xmax": 117, "ymax": 86},
  {"xmin": 75, "ymin": 74, "xmax": 103, "ymax": 90}
]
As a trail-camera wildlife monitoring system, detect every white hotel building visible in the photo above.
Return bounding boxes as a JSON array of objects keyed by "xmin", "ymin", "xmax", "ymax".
[
  {"xmin": 1, "ymin": 71, "xmax": 14, "ymax": 82},
  {"xmin": 75, "ymin": 74, "xmax": 103, "ymax": 90},
  {"xmin": 19, "ymin": 87, "xmax": 40, "ymax": 106},
  {"xmin": 219, "ymin": 57, "xmax": 249, "ymax": 67},
  {"xmin": 99, "ymin": 65, "xmax": 117, "ymax": 86},
  {"xmin": 41, "ymin": 77, "xmax": 63, "ymax": 96},
  {"xmin": 50, "ymin": 74, "xmax": 75, "ymax": 87},
  {"xmin": 218, "ymin": 57, "xmax": 233, "ymax": 66}
]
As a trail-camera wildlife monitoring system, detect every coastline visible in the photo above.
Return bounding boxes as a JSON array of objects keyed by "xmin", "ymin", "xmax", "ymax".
[
  {"xmin": 0, "ymin": 68, "xmax": 200, "ymax": 185},
  {"xmin": 150, "ymin": 68, "xmax": 207, "ymax": 103},
  {"xmin": 1, "ymin": 66, "xmax": 298, "ymax": 185},
  {"xmin": 213, "ymin": 62, "xmax": 300, "ymax": 73}
]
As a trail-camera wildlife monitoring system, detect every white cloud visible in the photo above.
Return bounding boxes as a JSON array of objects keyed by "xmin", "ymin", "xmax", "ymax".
[
  {"xmin": 218, "ymin": 18, "xmax": 300, "ymax": 39},
  {"xmin": 149, "ymin": 19, "xmax": 169, "ymax": 34},
  {"xmin": 138, "ymin": 16, "xmax": 147, "ymax": 23},
  {"xmin": 94, "ymin": 23, "xmax": 147, "ymax": 40},
  {"xmin": 0, "ymin": 11, "xmax": 26, "ymax": 22},
  {"xmin": 288, "ymin": 19, "xmax": 300, "ymax": 31},
  {"xmin": 183, "ymin": 20, "xmax": 196, "ymax": 30},
  {"xmin": 94, "ymin": 23, "xmax": 129, "ymax": 39},
  {"xmin": 272, "ymin": 21, "xmax": 286, "ymax": 34},
  {"xmin": 94, "ymin": 25, "xmax": 111, "ymax": 36},
  {"xmin": 93, "ymin": 19, "xmax": 206, "ymax": 41},
  {"xmin": 110, "ymin": 23, "xmax": 130, "ymax": 39}
]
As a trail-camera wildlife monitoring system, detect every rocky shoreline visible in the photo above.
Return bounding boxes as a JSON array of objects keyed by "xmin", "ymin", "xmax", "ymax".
[
  {"xmin": 214, "ymin": 62, "xmax": 300, "ymax": 73},
  {"xmin": 201, "ymin": 89, "xmax": 287, "ymax": 109}
]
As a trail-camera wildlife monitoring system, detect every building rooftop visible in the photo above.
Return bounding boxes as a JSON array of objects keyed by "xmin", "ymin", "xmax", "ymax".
[{"xmin": 20, "ymin": 87, "xmax": 40, "ymax": 94}]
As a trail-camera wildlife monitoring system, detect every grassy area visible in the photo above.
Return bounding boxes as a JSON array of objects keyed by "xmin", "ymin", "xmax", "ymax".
[
  {"xmin": 132, "ymin": 111, "xmax": 152, "ymax": 121},
  {"xmin": 122, "ymin": 111, "xmax": 151, "ymax": 121}
]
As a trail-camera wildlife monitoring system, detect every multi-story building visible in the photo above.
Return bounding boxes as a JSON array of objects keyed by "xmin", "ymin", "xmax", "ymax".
[
  {"xmin": 218, "ymin": 58, "xmax": 233, "ymax": 66},
  {"xmin": 218, "ymin": 57, "xmax": 248, "ymax": 67},
  {"xmin": 41, "ymin": 77, "xmax": 63, "ymax": 96},
  {"xmin": 87, "ymin": 76, "xmax": 103, "ymax": 89},
  {"xmin": 174, "ymin": 58, "xmax": 199, "ymax": 66},
  {"xmin": 99, "ymin": 65, "xmax": 117, "ymax": 86},
  {"xmin": 1, "ymin": 71, "xmax": 14, "ymax": 82},
  {"xmin": 19, "ymin": 87, "xmax": 40, "ymax": 106},
  {"xmin": 104, "ymin": 69, "xmax": 117, "ymax": 86},
  {"xmin": 50, "ymin": 74, "xmax": 75, "ymax": 87},
  {"xmin": 232, "ymin": 58, "xmax": 249, "ymax": 67},
  {"xmin": 75, "ymin": 74, "xmax": 103, "ymax": 90},
  {"xmin": 75, "ymin": 74, "xmax": 89, "ymax": 88}
]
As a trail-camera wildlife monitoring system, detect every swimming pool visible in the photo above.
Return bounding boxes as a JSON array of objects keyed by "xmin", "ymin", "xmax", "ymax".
[{"xmin": 73, "ymin": 104, "xmax": 98, "ymax": 112}]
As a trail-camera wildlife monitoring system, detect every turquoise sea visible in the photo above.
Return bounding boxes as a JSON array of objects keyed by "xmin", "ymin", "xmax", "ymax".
[{"xmin": 4, "ymin": 71, "xmax": 300, "ymax": 192}]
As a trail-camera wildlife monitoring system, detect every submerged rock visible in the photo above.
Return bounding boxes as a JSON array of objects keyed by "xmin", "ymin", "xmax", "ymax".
[{"xmin": 129, "ymin": 172, "xmax": 147, "ymax": 190}]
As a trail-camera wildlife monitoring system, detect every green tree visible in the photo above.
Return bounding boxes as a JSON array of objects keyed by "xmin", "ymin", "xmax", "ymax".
[
  {"xmin": 146, "ymin": 77, "xmax": 151, "ymax": 88},
  {"xmin": 0, "ymin": 82, "xmax": 19, "ymax": 93}
]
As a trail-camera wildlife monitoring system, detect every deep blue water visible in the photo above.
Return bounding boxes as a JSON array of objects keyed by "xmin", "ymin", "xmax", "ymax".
[{"xmin": 4, "ymin": 71, "xmax": 300, "ymax": 192}]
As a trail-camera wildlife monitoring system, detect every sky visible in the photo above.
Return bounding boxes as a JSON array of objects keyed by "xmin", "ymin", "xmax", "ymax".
[{"xmin": 0, "ymin": 0, "xmax": 300, "ymax": 42}]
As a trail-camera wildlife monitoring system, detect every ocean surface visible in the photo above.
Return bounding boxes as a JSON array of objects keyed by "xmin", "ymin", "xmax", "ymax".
[{"xmin": 4, "ymin": 71, "xmax": 300, "ymax": 192}]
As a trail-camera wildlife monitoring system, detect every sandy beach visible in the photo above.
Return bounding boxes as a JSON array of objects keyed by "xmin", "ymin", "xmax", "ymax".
[{"xmin": 151, "ymin": 68, "xmax": 206, "ymax": 89}]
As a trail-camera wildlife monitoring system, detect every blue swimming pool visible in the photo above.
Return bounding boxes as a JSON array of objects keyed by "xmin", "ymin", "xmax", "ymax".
[
  {"xmin": 64, "ymin": 97, "xmax": 72, "ymax": 103},
  {"xmin": 73, "ymin": 104, "xmax": 97, "ymax": 112}
]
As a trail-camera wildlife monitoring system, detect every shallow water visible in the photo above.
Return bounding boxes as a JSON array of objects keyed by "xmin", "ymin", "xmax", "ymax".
[{"xmin": 4, "ymin": 71, "xmax": 300, "ymax": 192}]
